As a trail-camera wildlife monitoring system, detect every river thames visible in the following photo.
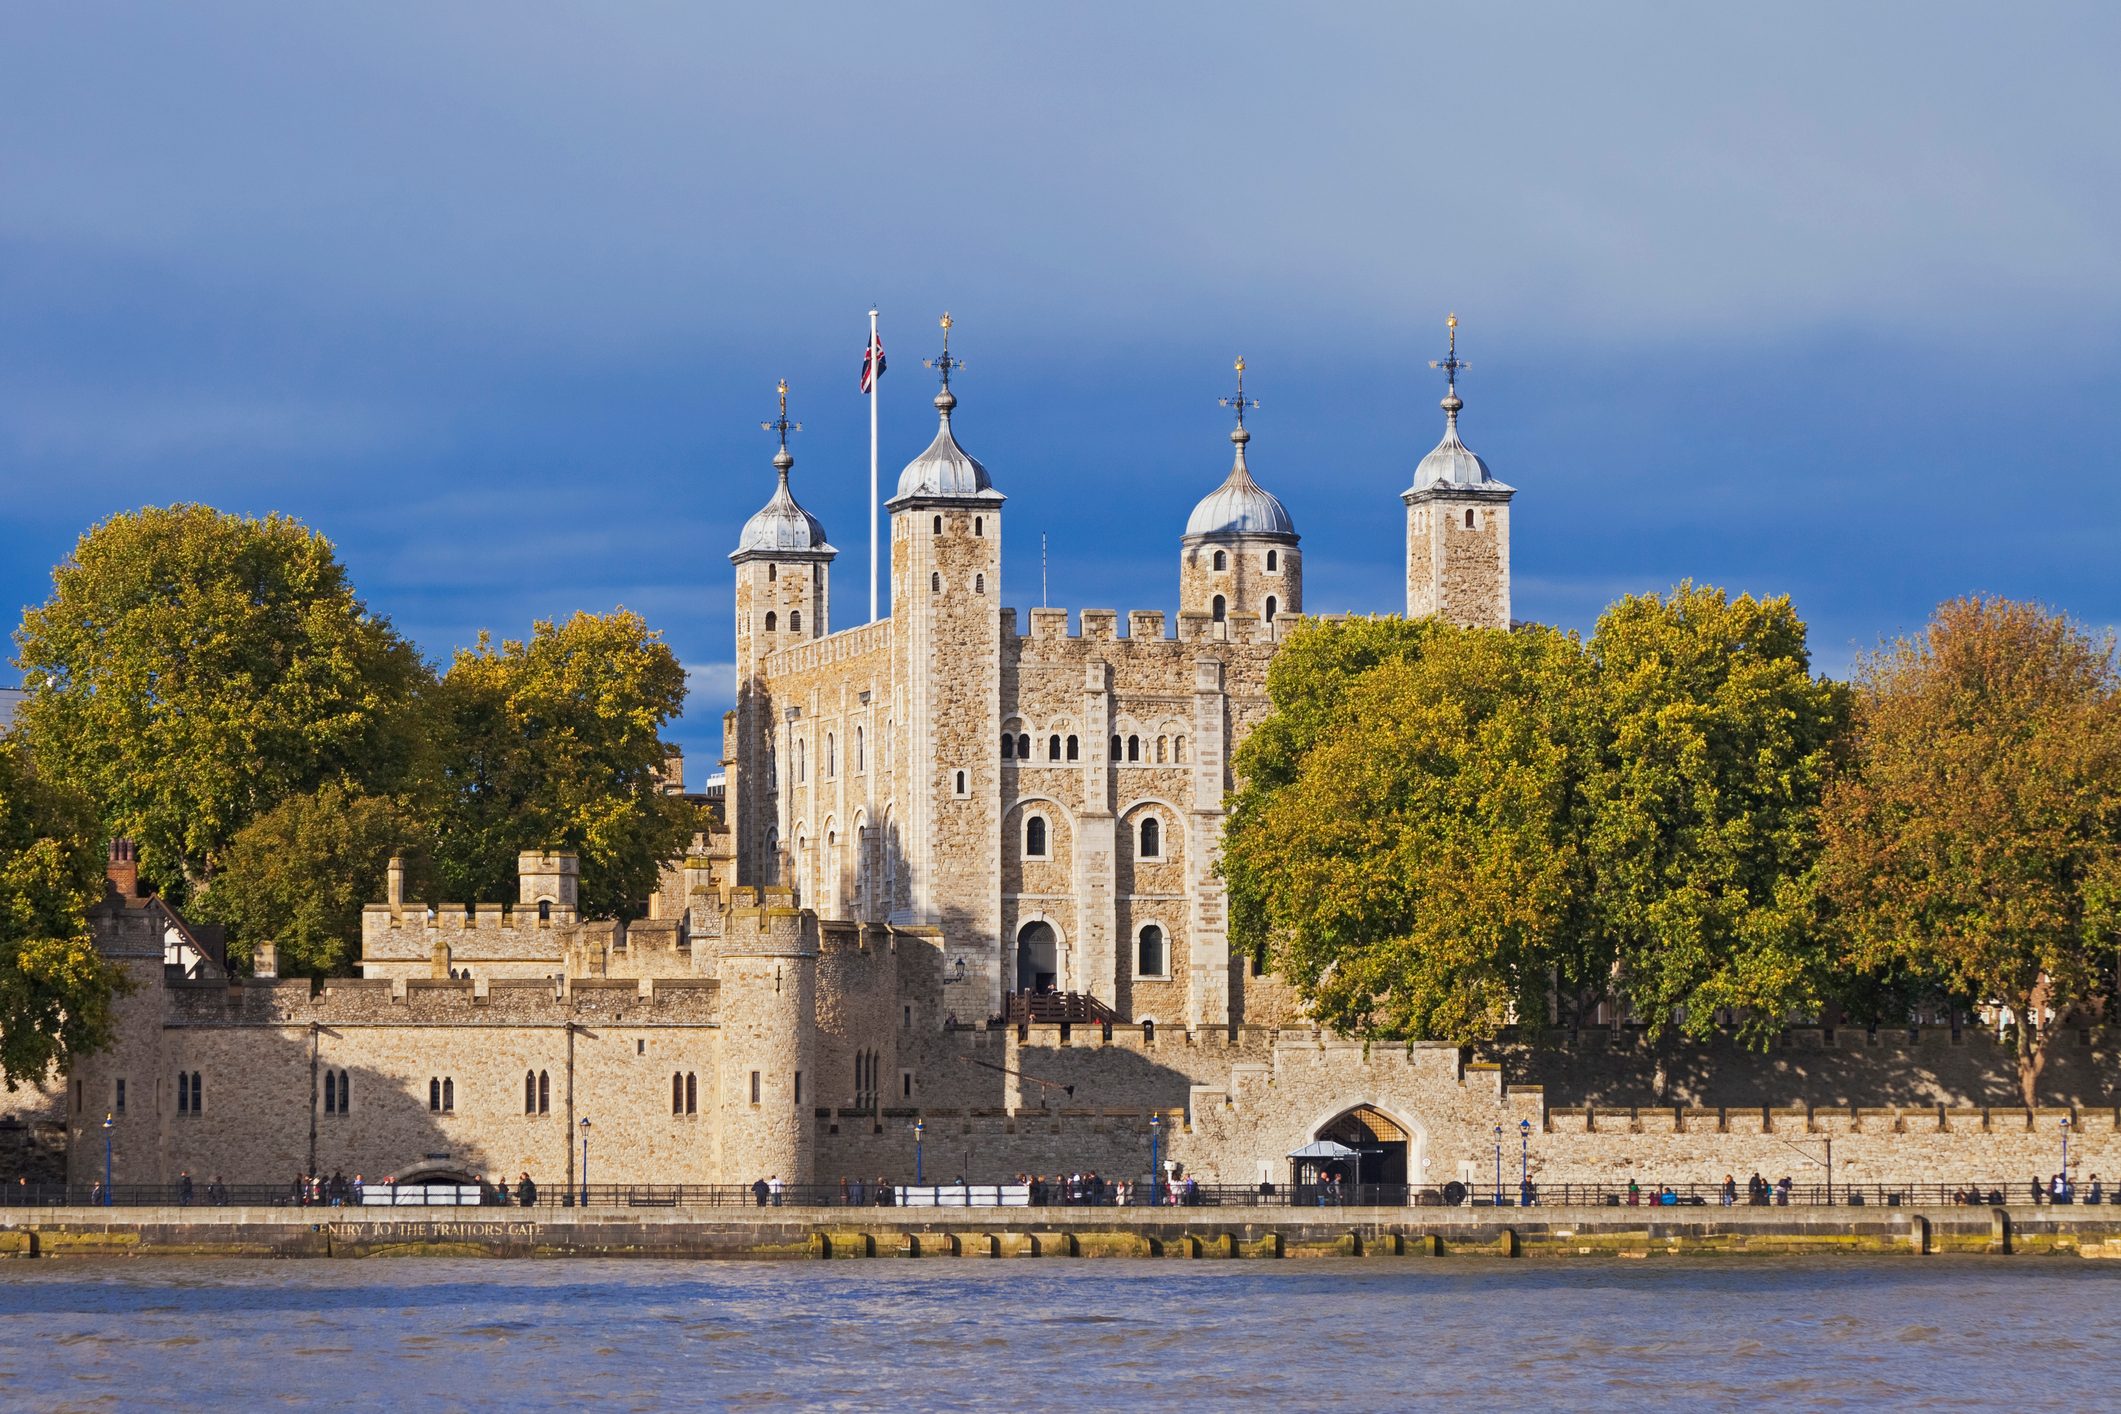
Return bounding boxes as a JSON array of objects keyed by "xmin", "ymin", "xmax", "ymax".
[{"xmin": 0, "ymin": 1257, "xmax": 2111, "ymax": 1409}]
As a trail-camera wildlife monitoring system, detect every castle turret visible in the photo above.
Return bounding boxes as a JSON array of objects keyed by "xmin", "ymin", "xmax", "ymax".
[
  {"xmin": 1181, "ymin": 357, "xmax": 1300, "ymax": 632},
  {"xmin": 886, "ymin": 314, "xmax": 1006, "ymax": 1005},
  {"xmin": 730, "ymin": 381, "xmax": 834, "ymax": 887},
  {"xmin": 712, "ymin": 887, "xmax": 818, "ymax": 1185},
  {"xmin": 1405, "ymin": 315, "xmax": 1514, "ymax": 629}
]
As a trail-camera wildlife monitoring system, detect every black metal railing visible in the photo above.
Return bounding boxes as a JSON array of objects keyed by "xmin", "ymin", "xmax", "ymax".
[{"xmin": 0, "ymin": 1179, "xmax": 2100, "ymax": 1211}]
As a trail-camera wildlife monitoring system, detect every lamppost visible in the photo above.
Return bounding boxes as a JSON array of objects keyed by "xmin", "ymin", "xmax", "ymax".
[
  {"xmin": 913, "ymin": 1118, "xmax": 925, "ymax": 1185},
  {"xmin": 101, "ymin": 1112, "xmax": 113, "ymax": 1205},
  {"xmin": 2062, "ymin": 1114, "xmax": 2072, "ymax": 1196},
  {"xmin": 1149, "ymin": 1113, "xmax": 1162, "ymax": 1206},
  {"xmin": 1493, "ymin": 1124, "xmax": 1503, "ymax": 1207},
  {"xmin": 1519, "ymin": 1118, "xmax": 1531, "ymax": 1205},
  {"xmin": 579, "ymin": 1118, "xmax": 591, "ymax": 1207}
]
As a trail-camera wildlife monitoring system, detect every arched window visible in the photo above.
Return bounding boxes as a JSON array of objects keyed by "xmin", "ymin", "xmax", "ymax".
[
  {"xmin": 1001, "ymin": 733, "xmax": 1015, "ymax": 759},
  {"xmin": 767, "ymin": 564, "xmax": 777, "ymax": 581},
  {"xmin": 790, "ymin": 609, "xmax": 802, "ymax": 632},
  {"xmin": 1110, "ymin": 734, "xmax": 1121, "ymax": 760},
  {"xmin": 538, "ymin": 898, "xmax": 551, "ymax": 922},
  {"xmin": 1025, "ymin": 815, "xmax": 1048, "ymax": 858},
  {"xmin": 1211, "ymin": 595, "xmax": 1226, "ymax": 622},
  {"xmin": 1266, "ymin": 549, "xmax": 1278, "ymax": 572},
  {"xmin": 855, "ymin": 726, "xmax": 865, "ymax": 772},
  {"xmin": 826, "ymin": 733, "xmax": 836, "ymax": 778},
  {"xmin": 765, "ymin": 611, "xmax": 777, "ymax": 632},
  {"xmin": 1127, "ymin": 735, "xmax": 1140, "ymax": 762},
  {"xmin": 338, "ymin": 1071, "xmax": 350, "ymax": 1113},
  {"xmin": 429, "ymin": 1078, "xmax": 441, "ymax": 1112},
  {"xmin": 1066, "ymin": 735, "xmax": 1079, "ymax": 760},
  {"xmin": 931, "ymin": 572, "xmax": 941, "ymax": 594},
  {"xmin": 764, "ymin": 827, "xmax": 779, "ymax": 884},
  {"xmin": 974, "ymin": 573, "xmax": 985, "ymax": 594},
  {"xmin": 1156, "ymin": 735, "xmax": 1168, "ymax": 763},
  {"xmin": 796, "ymin": 738, "xmax": 806, "ymax": 783},
  {"xmin": 190, "ymin": 1072, "xmax": 202, "ymax": 1113},
  {"xmin": 974, "ymin": 516, "xmax": 983, "ymax": 536},
  {"xmin": 1212, "ymin": 549, "xmax": 1227, "ymax": 571},
  {"xmin": 538, "ymin": 1070, "xmax": 549, "ymax": 1114},
  {"xmin": 441, "ymin": 1077, "xmax": 453, "ymax": 1112},
  {"xmin": 1137, "ymin": 925, "xmax": 1166, "ymax": 977},
  {"xmin": 1139, "ymin": 815, "xmax": 1161, "ymax": 858},
  {"xmin": 1016, "ymin": 734, "xmax": 1031, "ymax": 759},
  {"xmin": 1048, "ymin": 734, "xmax": 1061, "ymax": 759},
  {"xmin": 528, "ymin": 1070, "xmax": 539, "ymax": 1114},
  {"xmin": 1174, "ymin": 735, "xmax": 1187, "ymax": 762},
  {"xmin": 672, "ymin": 1072, "xmax": 684, "ymax": 1114},
  {"xmin": 1466, "ymin": 508, "xmax": 1475, "ymax": 528},
  {"xmin": 1265, "ymin": 596, "xmax": 1278, "ymax": 622},
  {"xmin": 933, "ymin": 515, "xmax": 942, "ymax": 535},
  {"xmin": 953, "ymin": 770, "xmax": 968, "ymax": 796},
  {"xmin": 686, "ymin": 1072, "xmax": 697, "ymax": 1115},
  {"xmin": 177, "ymin": 1067, "xmax": 190, "ymax": 1113}
]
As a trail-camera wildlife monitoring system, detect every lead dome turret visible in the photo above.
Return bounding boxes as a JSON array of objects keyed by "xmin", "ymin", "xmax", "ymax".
[{"xmin": 732, "ymin": 445, "xmax": 832, "ymax": 559}]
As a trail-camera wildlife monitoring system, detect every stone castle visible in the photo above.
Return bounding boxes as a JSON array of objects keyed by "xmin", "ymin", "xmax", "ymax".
[{"xmin": 22, "ymin": 322, "xmax": 2121, "ymax": 1198}]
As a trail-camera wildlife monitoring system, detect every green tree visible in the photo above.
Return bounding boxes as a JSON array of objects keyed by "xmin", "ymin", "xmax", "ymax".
[
  {"xmin": 1225, "ymin": 620, "xmax": 1592, "ymax": 1042},
  {"xmin": 14, "ymin": 505, "xmax": 427, "ymax": 900},
  {"xmin": 1579, "ymin": 583, "xmax": 1845, "ymax": 1044},
  {"xmin": 417, "ymin": 610, "xmax": 698, "ymax": 917},
  {"xmin": 1818, "ymin": 598, "xmax": 2121, "ymax": 1106},
  {"xmin": 1225, "ymin": 615, "xmax": 1441, "ymax": 968},
  {"xmin": 0, "ymin": 739, "xmax": 121, "ymax": 1088},
  {"xmin": 197, "ymin": 784, "xmax": 412, "ymax": 978}
]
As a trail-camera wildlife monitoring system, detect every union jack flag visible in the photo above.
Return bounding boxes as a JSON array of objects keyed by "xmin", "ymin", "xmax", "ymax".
[{"xmin": 860, "ymin": 334, "xmax": 886, "ymax": 394}]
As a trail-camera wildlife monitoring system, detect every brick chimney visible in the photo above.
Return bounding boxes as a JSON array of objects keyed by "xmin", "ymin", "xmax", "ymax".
[{"xmin": 107, "ymin": 839, "xmax": 140, "ymax": 897}]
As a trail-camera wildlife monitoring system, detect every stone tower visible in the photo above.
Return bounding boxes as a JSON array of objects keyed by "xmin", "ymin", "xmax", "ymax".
[
  {"xmin": 729, "ymin": 382, "xmax": 834, "ymax": 887},
  {"xmin": 1404, "ymin": 316, "xmax": 1514, "ymax": 630},
  {"xmin": 1181, "ymin": 358, "xmax": 1300, "ymax": 633},
  {"xmin": 886, "ymin": 316, "xmax": 1006, "ymax": 1006},
  {"xmin": 712, "ymin": 888, "xmax": 818, "ymax": 1185}
]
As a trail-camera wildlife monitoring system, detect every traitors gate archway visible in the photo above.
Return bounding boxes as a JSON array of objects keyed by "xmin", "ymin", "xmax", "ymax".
[{"xmin": 1315, "ymin": 1106, "xmax": 1412, "ymax": 1188}]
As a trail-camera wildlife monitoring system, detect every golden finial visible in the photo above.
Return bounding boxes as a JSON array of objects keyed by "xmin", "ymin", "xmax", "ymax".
[
  {"xmin": 761, "ymin": 378, "xmax": 801, "ymax": 457},
  {"xmin": 924, "ymin": 313, "xmax": 964, "ymax": 391},
  {"xmin": 1220, "ymin": 355, "xmax": 1259, "ymax": 434}
]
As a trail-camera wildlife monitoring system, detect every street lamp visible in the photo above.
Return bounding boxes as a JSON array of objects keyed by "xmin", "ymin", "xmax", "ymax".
[
  {"xmin": 1519, "ymin": 1118, "xmax": 1531, "ymax": 1205},
  {"xmin": 2062, "ymin": 1114, "xmax": 2072, "ymax": 1197},
  {"xmin": 1149, "ymin": 1113, "xmax": 1162, "ymax": 1206},
  {"xmin": 579, "ymin": 1118, "xmax": 591, "ymax": 1207},
  {"xmin": 913, "ymin": 1117, "xmax": 924, "ymax": 1185},
  {"xmin": 1493, "ymin": 1124, "xmax": 1503, "ymax": 1207},
  {"xmin": 101, "ymin": 1112, "xmax": 114, "ymax": 1206}
]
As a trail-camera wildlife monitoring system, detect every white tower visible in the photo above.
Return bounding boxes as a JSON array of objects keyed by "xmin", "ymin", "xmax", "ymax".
[{"xmin": 1404, "ymin": 316, "xmax": 1514, "ymax": 630}]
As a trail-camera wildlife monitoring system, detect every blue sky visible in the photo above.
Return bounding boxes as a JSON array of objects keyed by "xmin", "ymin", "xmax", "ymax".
[{"xmin": 4, "ymin": 4, "xmax": 2117, "ymax": 784}]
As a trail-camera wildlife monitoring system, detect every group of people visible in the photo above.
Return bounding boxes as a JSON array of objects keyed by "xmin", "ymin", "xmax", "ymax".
[
  {"xmin": 173, "ymin": 1171, "xmax": 230, "ymax": 1205},
  {"xmin": 1711, "ymin": 1174, "xmax": 1794, "ymax": 1206},
  {"xmin": 2028, "ymin": 1172, "xmax": 2103, "ymax": 1205},
  {"xmin": 751, "ymin": 1174, "xmax": 789, "ymax": 1206},
  {"xmin": 290, "ymin": 1171, "xmax": 362, "ymax": 1206}
]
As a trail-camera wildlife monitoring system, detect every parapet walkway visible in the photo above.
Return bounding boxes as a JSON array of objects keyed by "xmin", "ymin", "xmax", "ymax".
[{"xmin": 5, "ymin": 1204, "xmax": 2118, "ymax": 1259}]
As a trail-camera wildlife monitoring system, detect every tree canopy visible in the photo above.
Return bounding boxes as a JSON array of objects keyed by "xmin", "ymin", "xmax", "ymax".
[
  {"xmin": 0, "ymin": 739, "xmax": 120, "ymax": 1089},
  {"xmin": 1818, "ymin": 598, "xmax": 2121, "ymax": 1106},
  {"xmin": 1225, "ymin": 586, "xmax": 1847, "ymax": 1049},
  {"xmin": 196, "ymin": 785, "xmax": 412, "ymax": 979},
  {"xmin": 14, "ymin": 505, "xmax": 424, "ymax": 900},
  {"xmin": 413, "ymin": 610, "xmax": 698, "ymax": 919}
]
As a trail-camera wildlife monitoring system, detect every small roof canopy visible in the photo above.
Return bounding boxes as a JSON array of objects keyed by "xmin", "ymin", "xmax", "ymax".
[{"xmin": 1287, "ymin": 1139, "xmax": 1362, "ymax": 1161}]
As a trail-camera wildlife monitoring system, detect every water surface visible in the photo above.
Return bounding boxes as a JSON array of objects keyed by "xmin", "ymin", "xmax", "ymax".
[{"xmin": 0, "ymin": 1257, "xmax": 2112, "ymax": 1409}]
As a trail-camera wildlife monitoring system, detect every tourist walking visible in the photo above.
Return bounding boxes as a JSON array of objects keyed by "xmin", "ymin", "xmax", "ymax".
[{"xmin": 1720, "ymin": 1175, "xmax": 1736, "ymax": 1206}]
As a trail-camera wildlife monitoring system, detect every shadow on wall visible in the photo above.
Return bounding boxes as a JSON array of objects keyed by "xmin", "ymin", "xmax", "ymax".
[
  {"xmin": 96, "ymin": 980, "xmax": 562, "ymax": 1192},
  {"xmin": 1477, "ymin": 1027, "xmax": 2121, "ymax": 1109}
]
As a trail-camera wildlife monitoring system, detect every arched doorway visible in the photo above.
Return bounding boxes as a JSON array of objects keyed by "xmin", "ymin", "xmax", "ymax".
[
  {"xmin": 1316, "ymin": 1106, "xmax": 1411, "ymax": 1188},
  {"xmin": 1016, "ymin": 921, "xmax": 1058, "ymax": 994}
]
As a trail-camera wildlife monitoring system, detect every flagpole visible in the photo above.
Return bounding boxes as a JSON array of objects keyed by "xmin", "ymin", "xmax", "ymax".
[{"xmin": 868, "ymin": 306, "xmax": 880, "ymax": 623}]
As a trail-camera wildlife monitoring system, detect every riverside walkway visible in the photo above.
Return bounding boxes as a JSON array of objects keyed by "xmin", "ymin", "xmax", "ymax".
[{"xmin": 6, "ymin": 1203, "xmax": 2121, "ymax": 1259}]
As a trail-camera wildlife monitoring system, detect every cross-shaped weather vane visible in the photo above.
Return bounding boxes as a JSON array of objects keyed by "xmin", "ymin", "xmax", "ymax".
[
  {"xmin": 761, "ymin": 377, "xmax": 801, "ymax": 452},
  {"xmin": 923, "ymin": 311, "xmax": 965, "ymax": 390},
  {"xmin": 1220, "ymin": 355, "xmax": 1259, "ymax": 431},
  {"xmin": 1428, "ymin": 313, "xmax": 1467, "ymax": 397}
]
